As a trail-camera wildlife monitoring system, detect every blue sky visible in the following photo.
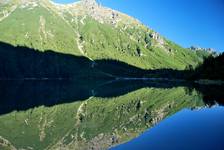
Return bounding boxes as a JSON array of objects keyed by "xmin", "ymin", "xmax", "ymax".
[{"xmin": 53, "ymin": 0, "xmax": 224, "ymax": 52}]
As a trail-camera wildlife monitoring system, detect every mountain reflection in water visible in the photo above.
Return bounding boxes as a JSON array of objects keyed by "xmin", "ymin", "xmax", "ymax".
[{"xmin": 0, "ymin": 79, "xmax": 223, "ymax": 150}]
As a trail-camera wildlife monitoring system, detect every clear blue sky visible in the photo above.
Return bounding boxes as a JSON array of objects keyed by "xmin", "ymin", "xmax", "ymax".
[{"xmin": 53, "ymin": 0, "xmax": 224, "ymax": 52}]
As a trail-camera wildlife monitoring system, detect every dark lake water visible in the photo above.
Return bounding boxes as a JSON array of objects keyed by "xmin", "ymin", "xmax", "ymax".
[{"xmin": 0, "ymin": 79, "xmax": 223, "ymax": 150}]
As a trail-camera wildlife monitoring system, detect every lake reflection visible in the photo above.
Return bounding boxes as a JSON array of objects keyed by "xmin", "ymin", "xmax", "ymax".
[
  {"xmin": 112, "ymin": 106, "xmax": 224, "ymax": 150},
  {"xmin": 0, "ymin": 80, "xmax": 223, "ymax": 150}
]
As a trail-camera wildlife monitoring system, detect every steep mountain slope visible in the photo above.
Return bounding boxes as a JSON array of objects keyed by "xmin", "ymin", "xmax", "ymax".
[{"xmin": 0, "ymin": 0, "xmax": 209, "ymax": 70}]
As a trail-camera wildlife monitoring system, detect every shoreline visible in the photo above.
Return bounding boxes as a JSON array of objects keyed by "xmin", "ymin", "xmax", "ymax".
[{"xmin": 0, "ymin": 77, "xmax": 223, "ymax": 86}]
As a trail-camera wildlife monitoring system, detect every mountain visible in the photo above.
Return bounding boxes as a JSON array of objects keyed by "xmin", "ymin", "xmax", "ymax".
[{"xmin": 0, "ymin": 0, "xmax": 210, "ymax": 71}]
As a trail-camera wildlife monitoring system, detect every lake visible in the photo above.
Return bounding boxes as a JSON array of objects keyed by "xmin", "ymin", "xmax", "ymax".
[{"xmin": 0, "ymin": 79, "xmax": 223, "ymax": 150}]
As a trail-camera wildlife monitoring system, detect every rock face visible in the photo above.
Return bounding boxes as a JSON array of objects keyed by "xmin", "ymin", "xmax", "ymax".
[
  {"xmin": 151, "ymin": 32, "xmax": 164, "ymax": 45},
  {"xmin": 189, "ymin": 46, "xmax": 216, "ymax": 53},
  {"xmin": 79, "ymin": 0, "xmax": 121, "ymax": 25}
]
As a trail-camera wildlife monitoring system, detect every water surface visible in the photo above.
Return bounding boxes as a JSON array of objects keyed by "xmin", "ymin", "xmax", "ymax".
[
  {"xmin": 0, "ymin": 80, "xmax": 223, "ymax": 150},
  {"xmin": 112, "ymin": 106, "xmax": 224, "ymax": 150}
]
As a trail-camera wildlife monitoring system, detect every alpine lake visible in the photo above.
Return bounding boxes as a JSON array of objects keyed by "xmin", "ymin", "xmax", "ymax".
[{"xmin": 0, "ymin": 79, "xmax": 223, "ymax": 150}]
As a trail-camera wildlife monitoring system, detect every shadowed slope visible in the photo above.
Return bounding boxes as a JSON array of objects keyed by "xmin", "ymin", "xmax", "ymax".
[{"xmin": 0, "ymin": 41, "xmax": 192, "ymax": 79}]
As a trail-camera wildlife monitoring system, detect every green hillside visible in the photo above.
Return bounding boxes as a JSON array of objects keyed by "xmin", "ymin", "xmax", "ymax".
[{"xmin": 0, "ymin": 0, "xmax": 209, "ymax": 70}]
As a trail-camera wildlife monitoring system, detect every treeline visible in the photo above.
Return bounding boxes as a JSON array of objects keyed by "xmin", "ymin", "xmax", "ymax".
[{"xmin": 191, "ymin": 53, "xmax": 224, "ymax": 80}]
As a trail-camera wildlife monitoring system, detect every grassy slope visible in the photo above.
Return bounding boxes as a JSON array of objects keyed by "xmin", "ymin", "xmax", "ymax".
[
  {"xmin": 0, "ymin": 87, "xmax": 204, "ymax": 150},
  {"xmin": 0, "ymin": 2, "xmax": 209, "ymax": 70},
  {"xmin": 0, "ymin": 5, "xmax": 80, "ymax": 55},
  {"xmin": 78, "ymin": 17, "xmax": 208, "ymax": 69}
]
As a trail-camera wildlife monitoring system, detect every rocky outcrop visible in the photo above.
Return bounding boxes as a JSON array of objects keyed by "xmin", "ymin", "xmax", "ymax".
[
  {"xmin": 189, "ymin": 46, "xmax": 218, "ymax": 55},
  {"xmin": 189, "ymin": 46, "xmax": 215, "ymax": 52},
  {"xmin": 150, "ymin": 32, "xmax": 164, "ymax": 45},
  {"xmin": 79, "ymin": 0, "xmax": 121, "ymax": 25},
  {"xmin": 47, "ymin": 0, "xmax": 135, "ymax": 27}
]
